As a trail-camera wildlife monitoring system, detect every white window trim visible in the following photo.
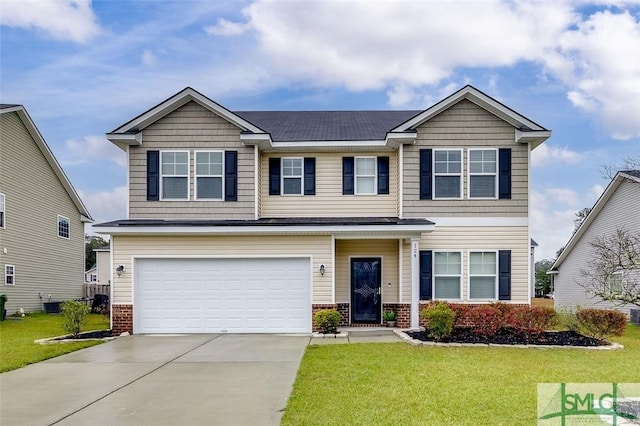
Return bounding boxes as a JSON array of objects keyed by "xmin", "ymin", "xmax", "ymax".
[
  {"xmin": 467, "ymin": 250, "xmax": 498, "ymax": 301},
  {"xmin": 433, "ymin": 250, "xmax": 463, "ymax": 301},
  {"xmin": 160, "ymin": 150, "xmax": 190, "ymax": 201},
  {"xmin": 610, "ymin": 270, "xmax": 624, "ymax": 295},
  {"xmin": 194, "ymin": 150, "xmax": 224, "ymax": 201},
  {"xmin": 433, "ymin": 149, "xmax": 463, "ymax": 200},
  {"xmin": 0, "ymin": 192, "xmax": 5, "ymax": 229},
  {"xmin": 467, "ymin": 148, "xmax": 498, "ymax": 200},
  {"xmin": 57, "ymin": 215, "xmax": 70, "ymax": 239},
  {"xmin": 281, "ymin": 157, "xmax": 304, "ymax": 196},
  {"xmin": 5, "ymin": 265, "xmax": 15, "ymax": 286},
  {"xmin": 355, "ymin": 156, "xmax": 377, "ymax": 195}
]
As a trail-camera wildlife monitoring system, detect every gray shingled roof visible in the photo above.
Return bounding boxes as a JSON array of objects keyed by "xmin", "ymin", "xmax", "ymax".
[
  {"xmin": 622, "ymin": 170, "xmax": 640, "ymax": 179},
  {"xmin": 235, "ymin": 110, "xmax": 421, "ymax": 142},
  {"xmin": 0, "ymin": 104, "xmax": 20, "ymax": 110}
]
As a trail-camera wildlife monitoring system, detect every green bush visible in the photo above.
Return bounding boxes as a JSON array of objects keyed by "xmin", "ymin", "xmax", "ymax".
[
  {"xmin": 508, "ymin": 306, "xmax": 558, "ymax": 335},
  {"xmin": 556, "ymin": 306, "xmax": 583, "ymax": 333},
  {"xmin": 61, "ymin": 300, "xmax": 90, "ymax": 337},
  {"xmin": 421, "ymin": 302, "xmax": 455, "ymax": 341},
  {"xmin": 576, "ymin": 308, "xmax": 627, "ymax": 340},
  {"xmin": 314, "ymin": 309, "xmax": 341, "ymax": 334}
]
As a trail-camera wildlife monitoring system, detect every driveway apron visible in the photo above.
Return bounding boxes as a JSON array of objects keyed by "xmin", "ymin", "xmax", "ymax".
[{"xmin": 0, "ymin": 334, "xmax": 309, "ymax": 426}]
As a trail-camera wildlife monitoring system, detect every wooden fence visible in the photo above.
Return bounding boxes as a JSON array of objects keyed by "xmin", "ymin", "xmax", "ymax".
[{"xmin": 83, "ymin": 284, "xmax": 110, "ymax": 300}]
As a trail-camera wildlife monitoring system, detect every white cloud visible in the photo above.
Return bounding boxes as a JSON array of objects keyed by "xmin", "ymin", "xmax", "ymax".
[
  {"xmin": 545, "ymin": 188, "xmax": 579, "ymax": 206},
  {"xmin": 531, "ymin": 144, "xmax": 584, "ymax": 167},
  {"xmin": 589, "ymin": 184, "xmax": 605, "ymax": 201},
  {"xmin": 63, "ymin": 135, "xmax": 126, "ymax": 167},
  {"xmin": 205, "ymin": 18, "xmax": 249, "ymax": 36},
  {"xmin": 79, "ymin": 185, "xmax": 127, "ymax": 230},
  {"xmin": 0, "ymin": 0, "xmax": 101, "ymax": 43},
  {"xmin": 141, "ymin": 49, "xmax": 157, "ymax": 66},
  {"xmin": 530, "ymin": 188, "xmax": 579, "ymax": 260}
]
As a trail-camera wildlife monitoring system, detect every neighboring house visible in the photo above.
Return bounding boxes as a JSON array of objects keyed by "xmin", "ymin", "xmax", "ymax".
[
  {"xmin": 84, "ymin": 245, "xmax": 110, "ymax": 285},
  {"xmin": 93, "ymin": 85, "xmax": 550, "ymax": 335},
  {"xmin": 551, "ymin": 170, "xmax": 640, "ymax": 316},
  {"xmin": 0, "ymin": 105, "xmax": 92, "ymax": 313}
]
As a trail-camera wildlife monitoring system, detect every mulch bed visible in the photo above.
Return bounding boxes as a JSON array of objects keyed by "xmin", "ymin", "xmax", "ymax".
[
  {"xmin": 52, "ymin": 330, "xmax": 113, "ymax": 340},
  {"xmin": 407, "ymin": 328, "xmax": 607, "ymax": 346}
]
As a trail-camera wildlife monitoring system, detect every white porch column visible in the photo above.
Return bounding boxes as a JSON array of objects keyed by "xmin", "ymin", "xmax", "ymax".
[{"xmin": 410, "ymin": 237, "xmax": 420, "ymax": 329}]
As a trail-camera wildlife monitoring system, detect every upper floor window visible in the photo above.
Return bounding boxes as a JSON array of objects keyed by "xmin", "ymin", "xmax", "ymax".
[
  {"xmin": 195, "ymin": 151, "xmax": 223, "ymax": 200},
  {"xmin": 0, "ymin": 193, "xmax": 4, "ymax": 228},
  {"xmin": 433, "ymin": 149, "xmax": 462, "ymax": 199},
  {"xmin": 469, "ymin": 251, "xmax": 497, "ymax": 299},
  {"xmin": 282, "ymin": 158, "xmax": 303, "ymax": 195},
  {"xmin": 5, "ymin": 265, "xmax": 15, "ymax": 286},
  {"xmin": 609, "ymin": 271, "xmax": 623, "ymax": 295},
  {"xmin": 58, "ymin": 215, "xmax": 70, "ymax": 239},
  {"xmin": 355, "ymin": 157, "xmax": 376, "ymax": 195},
  {"xmin": 434, "ymin": 251, "xmax": 461, "ymax": 299},
  {"xmin": 469, "ymin": 149, "xmax": 497, "ymax": 198},
  {"xmin": 161, "ymin": 151, "xmax": 189, "ymax": 200}
]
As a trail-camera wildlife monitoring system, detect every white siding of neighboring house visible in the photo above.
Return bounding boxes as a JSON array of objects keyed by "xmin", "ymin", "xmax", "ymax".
[{"xmin": 554, "ymin": 179, "xmax": 640, "ymax": 316}]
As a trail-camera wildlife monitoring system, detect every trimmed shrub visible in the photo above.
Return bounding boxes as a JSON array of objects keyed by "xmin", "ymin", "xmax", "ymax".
[
  {"xmin": 61, "ymin": 300, "xmax": 91, "ymax": 337},
  {"xmin": 576, "ymin": 308, "xmax": 627, "ymax": 340},
  {"xmin": 448, "ymin": 303, "xmax": 472, "ymax": 328},
  {"xmin": 421, "ymin": 302, "xmax": 455, "ymax": 341},
  {"xmin": 464, "ymin": 306, "xmax": 501, "ymax": 337},
  {"xmin": 508, "ymin": 306, "xmax": 557, "ymax": 337},
  {"xmin": 556, "ymin": 306, "xmax": 582, "ymax": 333},
  {"xmin": 314, "ymin": 309, "xmax": 341, "ymax": 334}
]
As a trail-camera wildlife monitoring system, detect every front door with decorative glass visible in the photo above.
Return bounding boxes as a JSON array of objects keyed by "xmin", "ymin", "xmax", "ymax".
[{"xmin": 351, "ymin": 258, "xmax": 382, "ymax": 323}]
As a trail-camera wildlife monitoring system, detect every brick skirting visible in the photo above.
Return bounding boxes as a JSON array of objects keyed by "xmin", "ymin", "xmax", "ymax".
[
  {"xmin": 383, "ymin": 303, "xmax": 411, "ymax": 328},
  {"xmin": 112, "ymin": 304, "xmax": 133, "ymax": 335}
]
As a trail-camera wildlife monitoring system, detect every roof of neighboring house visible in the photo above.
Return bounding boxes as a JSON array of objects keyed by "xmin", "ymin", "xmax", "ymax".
[
  {"xmin": 551, "ymin": 170, "xmax": 640, "ymax": 270},
  {"xmin": 531, "ymin": 238, "xmax": 538, "ymax": 247},
  {"xmin": 93, "ymin": 244, "xmax": 110, "ymax": 252},
  {"xmin": 0, "ymin": 105, "xmax": 93, "ymax": 221}
]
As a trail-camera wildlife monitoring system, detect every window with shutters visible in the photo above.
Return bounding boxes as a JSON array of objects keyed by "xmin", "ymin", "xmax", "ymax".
[
  {"xmin": 434, "ymin": 251, "xmax": 462, "ymax": 299},
  {"xmin": 469, "ymin": 251, "xmax": 497, "ymax": 299},
  {"xmin": 282, "ymin": 158, "xmax": 303, "ymax": 195},
  {"xmin": 433, "ymin": 149, "xmax": 462, "ymax": 199},
  {"xmin": 57, "ymin": 215, "xmax": 70, "ymax": 239},
  {"xmin": 161, "ymin": 151, "xmax": 190, "ymax": 200},
  {"xmin": 195, "ymin": 151, "xmax": 224, "ymax": 200},
  {"xmin": 355, "ymin": 157, "xmax": 376, "ymax": 195},
  {"xmin": 468, "ymin": 149, "xmax": 497, "ymax": 198}
]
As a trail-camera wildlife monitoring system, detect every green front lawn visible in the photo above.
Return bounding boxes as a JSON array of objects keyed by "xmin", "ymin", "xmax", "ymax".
[
  {"xmin": 283, "ymin": 325, "xmax": 640, "ymax": 425},
  {"xmin": 0, "ymin": 312, "xmax": 109, "ymax": 373}
]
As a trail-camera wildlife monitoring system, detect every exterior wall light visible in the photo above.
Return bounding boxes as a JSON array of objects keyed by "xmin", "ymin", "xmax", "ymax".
[
  {"xmin": 319, "ymin": 264, "xmax": 326, "ymax": 276},
  {"xmin": 115, "ymin": 265, "xmax": 125, "ymax": 277}
]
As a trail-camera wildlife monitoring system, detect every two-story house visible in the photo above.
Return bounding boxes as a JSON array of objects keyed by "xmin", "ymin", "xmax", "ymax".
[
  {"xmin": 0, "ymin": 105, "xmax": 92, "ymax": 314},
  {"xmin": 94, "ymin": 86, "xmax": 550, "ymax": 335}
]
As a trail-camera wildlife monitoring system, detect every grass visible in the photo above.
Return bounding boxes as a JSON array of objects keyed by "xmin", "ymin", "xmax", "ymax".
[
  {"xmin": 282, "ymin": 324, "xmax": 640, "ymax": 425},
  {"xmin": 531, "ymin": 297, "xmax": 554, "ymax": 309},
  {"xmin": 0, "ymin": 312, "xmax": 109, "ymax": 373}
]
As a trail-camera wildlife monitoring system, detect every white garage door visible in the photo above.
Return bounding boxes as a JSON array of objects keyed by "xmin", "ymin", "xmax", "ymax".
[{"xmin": 135, "ymin": 258, "xmax": 311, "ymax": 334}]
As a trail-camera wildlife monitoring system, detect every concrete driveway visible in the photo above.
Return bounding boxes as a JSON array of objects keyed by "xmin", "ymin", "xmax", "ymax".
[{"xmin": 0, "ymin": 334, "xmax": 309, "ymax": 426}]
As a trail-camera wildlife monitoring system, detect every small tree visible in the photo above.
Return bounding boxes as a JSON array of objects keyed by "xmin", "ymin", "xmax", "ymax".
[
  {"xmin": 61, "ymin": 300, "xmax": 91, "ymax": 337},
  {"xmin": 535, "ymin": 259, "xmax": 554, "ymax": 296},
  {"xmin": 580, "ymin": 227, "xmax": 640, "ymax": 307}
]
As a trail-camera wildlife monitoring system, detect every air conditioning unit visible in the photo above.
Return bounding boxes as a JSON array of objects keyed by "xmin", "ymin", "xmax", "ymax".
[{"xmin": 630, "ymin": 309, "xmax": 640, "ymax": 325}]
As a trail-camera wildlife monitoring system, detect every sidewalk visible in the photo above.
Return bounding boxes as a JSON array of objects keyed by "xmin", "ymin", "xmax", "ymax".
[{"xmin": 309, "ymin": 328, "xmax": 403, "ymax": 345}]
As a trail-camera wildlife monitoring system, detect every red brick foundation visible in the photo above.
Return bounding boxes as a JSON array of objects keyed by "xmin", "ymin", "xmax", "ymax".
[
  {"xmin": 112, "ymin": 304, "xmax": 133, "ymax": 335},
  {"xmin": 311, "ymin": 304, "xmax": 338, "ymax": 332},
  {"xmin": 383, "ymin": 303, "xmax": 411, "ymax": 328}
]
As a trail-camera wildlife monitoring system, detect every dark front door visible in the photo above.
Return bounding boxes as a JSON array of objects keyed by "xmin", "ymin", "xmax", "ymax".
[{"xmin": 351, "ymin": 258, "xmax": 382, "ymax": 323}]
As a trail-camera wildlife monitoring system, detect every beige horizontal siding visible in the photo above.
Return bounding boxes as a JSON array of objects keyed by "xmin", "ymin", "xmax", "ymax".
[
  {"xmin": 260, "ymin": 152, "xmax": 397, "ymax": 217},
  {"xmin": 403, "ymin": 99, "xmax": 529, "ymax": 217},
  {"xmin": 112, "ymin": 235, "xmax": 332, "ymax": 305},
  {"xmin": 0, "ymin": 112, "xmax": 85, "ymax": 312},
  {"xmin": 335, "ymin": 239, "xmax": 399, "ymax": 304},
  {"xmin": 128, "ymin": 101, "xmax": 255, "ymax": 219}
]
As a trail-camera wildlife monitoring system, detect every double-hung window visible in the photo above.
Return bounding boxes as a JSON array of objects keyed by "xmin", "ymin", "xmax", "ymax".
[
  {"xmin": 434, "ymin": 251, "xmax": 461, "ymax": 299},
  {"xmin": 58, "ymin": 215, "xmax": 70, "ymax": 239},
  {"xmin": 609, "ymin": 271, "xmax": 623, "ymax": 295},
  {"xmin": 355, "ymin": 157, "xmax": 376, "ymax": 195},
  {"xmin": 195, "ymin": 151, "xmax": 223, "ymax": 200},
  {"xmin": 469, "ymin": 251, "xmax": 497, "ymax": 299},
  {"xmin": 469, "ymin": 149, "xmax": 497, "ymax": 198},
  {"xmin": 161, "ymin": 151, "xmax": 189, "ymax": 200},
  {"xmin": 433, "ymin": 149, "xmax": 462, "ymax": 198},
  {"xmin": 282, "ymin": 158, "xmax": 303, "ymax": 195},
  {"xmin": 0, "ymin": 193, "xmax": 4, "ymax": 228},
  {"xmin": 5, "ymin": 265, "xmax": 15, "ymax": 286}
]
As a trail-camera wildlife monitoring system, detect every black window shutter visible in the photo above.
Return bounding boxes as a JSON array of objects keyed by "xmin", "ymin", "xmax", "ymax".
[
  {"xmin": 224, "ymin": 151, "xmax": 237, "ymax": 201},
  {"xmin": 269, "ymin": 158, "xmax": 281, "ymax": 195},
  {"xmin": 377, "ymin": 156, "xmax": 389, "ymax": 195},
  {"xmin": 498, "ymin": 250, "xmax": 512, "ymax": 300},
  {"xmin": 499, "ymin": 148, "xmax": 512, "ymax": 199},
  {"xmin": 146, "ymin": 150, "xmax": 159, "ymax": 201},
  {"xmin": 419, "ymin": 149, "xmax": 432, "ymax": 200},
  {"xmin": 343, "ymin": 157, "xmax": 354, "ymax": 195},
  {"xmin": 304, "ymin": 158, "xmax": 316, "ymax": 195},
  {"xmin": 420, "ymin": 250, "xmax": 433, "ymax": 300}
]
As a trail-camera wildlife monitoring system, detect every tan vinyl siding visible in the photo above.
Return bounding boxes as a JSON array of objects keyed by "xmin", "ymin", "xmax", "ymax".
[
  {"xmin": 96, "ymin": 250, "xmax": 110, "ymax": 285},
  {"xmin": 403, "ymin": 99, "xmax": 529, "ymax": 217},
  {"xmin": 128, "ymin": 101, "xmax": 255, "ymax": 219},
  {"xmin": 335, "ymin": 239, "xmax": 399, "ymax": 304},
  {"xmin": 0, "ymin": 112, "xmax": 85, "ymax": 312},
  {"xmin": 112, "ymin": 235, "xmax": 332, "ymax": 304},
  {"xmin": 260, "ymin": 152, "xmax": 397, "ymax": 217},
  {"xmin": 555, "ymin": 179, "xmax": 640, "ymax": 316},
  {"xmin": 401, "ymin": 226, "xmax": 529, "ymax": 303}
]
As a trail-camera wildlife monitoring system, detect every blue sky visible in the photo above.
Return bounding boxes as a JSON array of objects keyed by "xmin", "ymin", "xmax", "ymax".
[{"xmin": 1, "ymin": 0, "xmax": 639, "ymax": 260}]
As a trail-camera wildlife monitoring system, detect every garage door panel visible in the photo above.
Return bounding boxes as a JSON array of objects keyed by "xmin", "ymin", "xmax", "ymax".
[{"xmin": 135, "ymin": 258, "xmax": 311, "ymax": 333}]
